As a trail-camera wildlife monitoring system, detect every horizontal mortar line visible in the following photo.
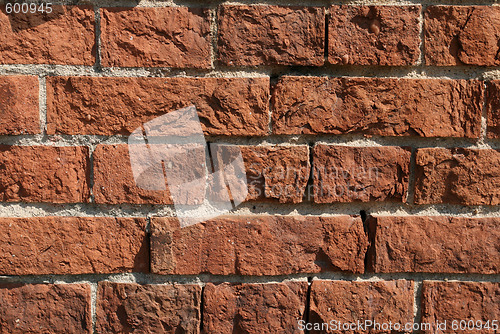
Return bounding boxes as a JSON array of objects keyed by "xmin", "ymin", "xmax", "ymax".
[
  {"xmin": 0, "ymin": 272, "xmax": 498, "ymax": 285},
  {"xmin": 1, "ymin": 134, "xmax": 500, "ymax": 149},
  {"xmin": 0, "ymin": 202, "xmax": 499, "ymax": 218},
  {"xmin": 1, "ymin": 64, "xmax": 500, "ymax": 80}
]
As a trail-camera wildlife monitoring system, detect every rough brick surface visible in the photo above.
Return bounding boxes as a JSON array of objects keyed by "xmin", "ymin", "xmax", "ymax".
[
  {"xmin": 425, "ymin": 6, "xmax": 500, "ymax": 66},
  {"xmin": 272, "ymin": 76, "xmax": 483, "ymax": 138},
  {"xmin": 203, "ymin": 282, "xmax": 307, "ymax": 334},
  {"xmin": 0, "ymin": 283, "xmax": 91, "ymax": 333},
  {"xmin": 0, "ymin": 5, "xmax": 95, "ymax": 65},
  {"xmin": 93, "ymin": 144, "xmax": 309, "ymax": 204},
  {"xmin": 313, "ymin": 145, "xmax": 411, "ymax": 203},
  {"xmin": 46, "ymin": 76, "xmax": 269, "ymax": 136},
  {"xmin": 97, "ymin": 282, "xmax": 201, "ymax": 333},
  {"xmin": 242, "ymin": 145, "xmax": 310, "ymax": 203},
  {"xmin": 93, "ymin": 144, "xmax": 173, "ymax": 205},
  {"xmin": 217, "ymin": 5, "xmax": 324, "ymax": 66},
  {"xmin": 0, "ymin": 217, "xmax": 148, "ymax": 275},
  {"xmin": 368, "ymin": 216, "xmax": 500, "ymax": 274},
  {"xmin": 486, "ymin": 80, "xmax": 500, "ymax": 138},
  {"xmin": 0, "ymin": 145, "xmax": 90, "ymax": 203},
  {"xmin": 0, "ymin": 76, "xmax": 39, "ymax": 135},
  {"xmin": 421, "ymin": 282, "xmax": 500, "ymax": 333},
  {"xmin": 415, "ymin": 148, "xmax": 500, "ymax": 205},
  {"xmin": 101, "ymin": 7, "xmax": 211, "ymax": 68},
  {"xmin": 329, "ymin": 5, "xmax": 420, "ymax": 66},
  {"xmin": 309, "ymin": 280, "xmax": 414, "ymax": 334},
  {"xmin": 151, "ymin": 216, "xmax": 368, "ymax": 275}
]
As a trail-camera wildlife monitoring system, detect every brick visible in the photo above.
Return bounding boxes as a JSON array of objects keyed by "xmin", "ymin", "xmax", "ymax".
[
  {"xmin": 0, "ymin": 6, "xmax": 95, "ymax": 65},
  {"xmin": 0, "ymin": 283, "xmax": 91, "ymax": 333},
  {"xmin": 421, "ymin": 282, "xmax": 500, "ymax": 334},
  {"xmin": 368, "ymin": 216, "xmax": 500, "ymax": 274},
  {"xmin": 0, "ymin": 76, "xmax": 39, "ymax": 135},
  {"xmin": 93, "ymin": 144, "xmax": 309, "ymax": 205},
  {"xmin": 96, "ymin": 282, "xmax": 201, "ymax": 333},
  {"xmin": 46, "ymin": 76, "xmax": 269, "ymax": 136},
  {"xmin": 151, "ymin": 215, "xmax": 368, "ymax": 275},
  {"xmin": 329, "ymin": 5, "xmax": 420, "ymax": 66},
  {"xmin": 0, "ymin": 145, "xmax": 90, "ymax": 203},
  {"xmin": 272, "ymin": 76, "xmax": 483, "ymax": 138},
  {"xmin": 101, "ymin": 7, "xmax": 211, "ymax": 68},
  {"xmin": 241, "ymin": 145, "xmax": 310, "ymax": 203},
  {"xmin": 486, "ymin": 81, "xmax": 500, "ymax": 138},
  {"xmin": 217, "ymin": 5, "xmax": 324, "ymax": 66},
  {"xmin": 313, "ymin": 145, "xmax": 411, "ymax": 203},
  {"xmin": 425, "ymin": 6, "xmax": 500, "ymax": 66},
  {"xmin": 0, "ymin": 217, "xmax": 148, "ymax": 275},
  {"xmin": 309, "ymin": 280, "xmax": 414, "ymax": 334},
  {"xmin": 203, "ymin": 282, "xmax": 307, "ymax": 334},
  {"xmin": 94, "ymin": 144, "xmax": 173, "ymax": 205},
  {"xmin": 415, "ymin": 148, "xmax": 500, "ymax": 205}
]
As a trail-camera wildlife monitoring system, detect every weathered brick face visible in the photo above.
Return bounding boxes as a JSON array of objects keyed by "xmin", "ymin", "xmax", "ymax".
[{"xmin": 0, "ymin": 2, "xmax": 498, "ymax": 333}]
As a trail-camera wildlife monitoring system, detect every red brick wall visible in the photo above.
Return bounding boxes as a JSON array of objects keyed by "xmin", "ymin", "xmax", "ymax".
[{"xmin": 0, "ymin": 1, "xmax": 499, "ymax": 333}]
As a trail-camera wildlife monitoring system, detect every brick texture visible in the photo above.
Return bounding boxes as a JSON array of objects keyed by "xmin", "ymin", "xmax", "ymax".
[
  {"xmin": 0, "ymin": 217, "xmax": 148, "ymax": 275},
  {"xmin": 0, "ymin": 76, "xmax": 39, "ymax": 135},
  {"xmin": 415, "ymin": 148, "xmax": 500, "ymax": 205},
  {"xmin": 329, "ymin": 5, "xmax": 421, "ymax": 66},
  {"xmin": 0, "ymin": 283, "xmax": 91, "ymax": 333},
  {"xmin": 217, "ymin": 5, "xmax": 325, "ymax": 66},
  {"xmin": 313, "ymin": 145, "xmax": 411, "ymax": 203},
  {"xmin": 203, "ymin": 282, "xmax": 308, "ymax": 334},
  {"xmin": 309, "ymin": 280, "xmax": 414, "ymax": 334},
  {"xmin": 96, "ymin": 282, "xmax": 201, "ymax": 333},
  {"xmin": 0, "ymin": 5, "xmax": 95, "ymax": 65},
  {"xmin": 241, "ymin": 145, "xmax": 310, "ymax": 203},
  {"xmin": 425, "ymin": 6, "xmax": 500, "ymax": 66},
  {"xmin": 272, "ymin": 76, "xmax": 483, "ymax": 138},
  {"xmin": 421, "ymin": 282, "xmax": 500, "ymax": 333},
  {"xmin": 93, "ymin": 144, "xmax": 173, "ymax": 205},
  {"xmin": 101, "ymin": 7, "xmax": 211, "ymax": 68},
  {"xmin": 0, "ymin": 145, "xmax": 90, "ymax": 203},
  {"xmin": 46, "ymin": 76, "xmax": 269, "ymax": 136},
  {"xmin": 150, "ymin": 216, "xmax": 368, "ymax": 275},
  {"xmin": 368, "ymin": 216, "xmax": 500, "ymax": 274},
  {"xmin": 93, "ymin": 144, "xmax": 310, "ymax": 204},
  {"xmin": 486, "ymin": 80, "xmax": 500, "ymax": 138}
]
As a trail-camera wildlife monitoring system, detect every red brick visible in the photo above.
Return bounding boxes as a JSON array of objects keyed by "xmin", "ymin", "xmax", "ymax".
[
  {"xmin": 241, "ymin": 145, "xmax": 310, "ymax": 203},
  {"xmin": 0, "ymin": 76, "xmax": 39, "ymax": 135},
  {"xmin": 0, "ymin": 145, "xmax": 90, "ymax": 203},
  {"xmin": 0, "ymin": 283, "xmax": 91, "ymax": 333},
  {"xmin": 93, "ymin": 144, "xmax": 309, "ymax": 205},
  {"xmin": 0, "ymin": 217, "xmax": 148, "ymax": 275},
  {"xmin": 421, "ymin": 281, "xmax": 500, "ymax": 334},
  {"xmin": 96, "ymin": 282, "xmax": 201, "ymax": 333},
  {"xmin": 329, "ymin": 5, "xmax": 420, "ymax": 66},
  {"xmin": 313, "ymin": 145, "xmax": 411, "ymax": 203},
  {"xmin": 415, "ymin": 148, "xmax": 500, "ymax": 205},
  {"xmin": 0, "ymin": 6, "xmax": 95, "ymax": 65},
  {"xmin": 425, "ymin": 6, "xmax": 500, "ymax": 66},
  {"xmin": 203, "ymin": 282, "xmax": 307, "ymax": 334},
  {"xmin": 101, "ymin": 7, "xmax": 211, "ymax": 68},
  {"xmin": 486, "ymin": 80, "xmax": 500, "ymax": 138},
  {"xmin": 272, "ymin": 76, "xmax": 483, "ymax": 138},
  {"xmin": 368, "ymin": 216, "xmax": 500, "ymax": 274},
  {"xmin": 217, "ymin": 5, "xmax": 324, "ymax": 66},
  {"xmin": 93, "ymin": 144, "xmax": 173, "ymax": 205},
  {"xmin": 150, "ymin": 215, "xmax": 368, "ymax": 275},
  {"xmin": 46, "ymin": 76, "xmax": 269, "ymax": 136},
  {"xmin": 309, "ymin": 280, "xmax": 414, "ymax": 334}
]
